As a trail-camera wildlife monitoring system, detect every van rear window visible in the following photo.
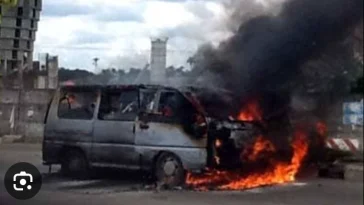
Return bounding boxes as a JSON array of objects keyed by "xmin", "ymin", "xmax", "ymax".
[{"xmin": 58, "ymin": 90, "xmax": 97, "ymax": 120}]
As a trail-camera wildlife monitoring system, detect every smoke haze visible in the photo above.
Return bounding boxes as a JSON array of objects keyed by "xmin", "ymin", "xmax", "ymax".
[{"xmin": 190, "ymin": 0, "xmax": 363, "ymax": 120}]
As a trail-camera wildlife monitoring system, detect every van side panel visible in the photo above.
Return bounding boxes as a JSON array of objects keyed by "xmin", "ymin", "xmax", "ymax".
[
  {"xmin": 134, "ymin": 121, "xmax": 208, "ymax": 171},
  {"xmin": 90, "ymin": 87, "xmax": 140, "ymax": 168},
  {"xmin": 43, "ymin": 89, "xmax": 95, "ymax": 164},
  {"xmin": 134, "ymin": 88, "xmax": 209, "ymax": 171},
  {"xmin": 136, "ymin": 146, "xmax": 207, "ymax": 171},
  {"xmin": 91, "ymin": 120, "xmax": 139, "ymax": 167}
]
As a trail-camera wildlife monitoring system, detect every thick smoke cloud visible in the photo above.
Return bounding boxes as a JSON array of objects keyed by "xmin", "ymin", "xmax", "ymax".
[
  {"xmin": 190, "ymin": 0, "xmax": 363, "ymax": 120},
  {"xmin": 222, "ymin": 0, "xmax": 286, "ymax": 32}
]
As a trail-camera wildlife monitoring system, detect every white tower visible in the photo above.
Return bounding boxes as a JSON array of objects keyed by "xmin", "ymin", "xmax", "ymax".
[{"xmin": 150, "ymin": 38, "xmax": 168, "ymax": 84}]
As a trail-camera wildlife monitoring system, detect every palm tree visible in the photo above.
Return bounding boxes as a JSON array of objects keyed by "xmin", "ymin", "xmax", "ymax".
[{"xmin": 93, "ymin": 57, "xmax": 99, "ymax": 72}]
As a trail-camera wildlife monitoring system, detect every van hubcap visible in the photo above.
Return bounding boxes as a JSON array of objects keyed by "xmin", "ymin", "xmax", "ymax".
[
  {"xmin": 163, "ymin": 158, "xmax": 178, "ymax": 176},
  {"xmin": 69, "ymin": 158, "xmax": 81, "ymax": 172}
]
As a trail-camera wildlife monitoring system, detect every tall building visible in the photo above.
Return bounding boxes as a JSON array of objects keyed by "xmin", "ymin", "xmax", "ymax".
[
  {"xmin": 0, "ymin": 0, "xmax": 42, "ymax": 87},
  {"xmin": 150, "ymin": 38, "xmax": 168, "ymax": 84}
]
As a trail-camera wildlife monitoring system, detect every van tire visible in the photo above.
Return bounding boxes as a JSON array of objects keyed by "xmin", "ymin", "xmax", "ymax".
[
  {"xmin": 154, "ymin": 152, "xmax": 185, "ymax": 188},
  {"xmin": 61, "ymin": 149, "xmax": 89, "ymax": 179}
]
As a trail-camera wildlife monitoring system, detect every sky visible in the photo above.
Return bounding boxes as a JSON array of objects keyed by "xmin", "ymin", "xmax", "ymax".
[{"xmin": 33, "ymin": 0, "xmax": 234, "ymax": 72}]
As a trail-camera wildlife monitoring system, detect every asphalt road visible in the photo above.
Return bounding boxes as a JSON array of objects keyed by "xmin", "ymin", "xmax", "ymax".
[{"xmin": 0, "ymin": 143, "xmax": 363, "ymax": 205}]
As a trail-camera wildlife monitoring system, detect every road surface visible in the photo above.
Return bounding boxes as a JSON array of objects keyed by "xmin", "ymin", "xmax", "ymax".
[{"xmin": 0, "ymin": 143, "xmax": 363, "ymax": 205}]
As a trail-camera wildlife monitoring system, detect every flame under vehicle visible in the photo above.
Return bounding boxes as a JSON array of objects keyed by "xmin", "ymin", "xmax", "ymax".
[{"xmin": 42, "ymin": 84, "xmax": 263, "ymax": 187}]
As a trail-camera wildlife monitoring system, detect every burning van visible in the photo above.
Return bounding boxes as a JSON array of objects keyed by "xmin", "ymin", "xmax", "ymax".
[{"xmin": 43, "ymin": 84, "xmax": 260, "ymax": 187}]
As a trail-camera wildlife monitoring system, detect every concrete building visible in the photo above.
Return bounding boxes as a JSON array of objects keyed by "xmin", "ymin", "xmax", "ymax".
[
  {"xmin": 34, "ymin": 53, "xmax": 59, "ymax": 89},
  {"xmin": 150, "ymin": 38, "xmax": 167, "ymax": 84},
  {"xmin": 0, "ymin": 0, "xmax": 42, "ymax": 87}
]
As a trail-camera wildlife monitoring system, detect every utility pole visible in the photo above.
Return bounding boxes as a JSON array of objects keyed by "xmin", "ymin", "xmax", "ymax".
[{"xmin": 45, "ymin": 53, "xmax": 49, "ymax": 89}]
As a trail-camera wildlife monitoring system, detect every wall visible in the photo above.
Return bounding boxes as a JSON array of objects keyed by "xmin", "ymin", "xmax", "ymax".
[
  {"xmin": 47, "ymin": 56, "xmax": 59, "ymax": 89},
  {"xmin": 33, "ymin": 54, "xmax": 59, "ymax": 89},
  {"xmin": 36, "ymin": 76, "xmax": 46, "ymax": 89},
  {"xmin": 0, "ymin": 88, "xmax": 54, "ymax": 142}
]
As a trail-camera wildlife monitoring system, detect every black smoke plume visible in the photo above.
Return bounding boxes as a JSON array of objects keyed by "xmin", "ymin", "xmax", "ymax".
[{"xmin": 190, "ymin": 0, "xmax": 363, "ymax": 121}]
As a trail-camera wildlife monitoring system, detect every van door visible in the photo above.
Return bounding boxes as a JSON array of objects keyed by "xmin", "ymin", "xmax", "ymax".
[
  {"xmin": 44, "ymin": 87, "xmax": 98, "ymax": 160},
  {"xmin": 91, "ymin": 88, "xmax": 140, "ymax": 168},
  {"xmin": 134, "ymin": 89, "xmax": 208, "ymax": 170},
  {"xmin": 136, "ymin": 90, "xmax": 207, "ymax": 146}
]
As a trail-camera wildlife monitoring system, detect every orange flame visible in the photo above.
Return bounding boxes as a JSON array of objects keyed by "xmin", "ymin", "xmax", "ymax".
[
  {"xmin": 316, "ymin": 121, "xmax": 328, "ymax": 140},
  {"xmin": 238, "ymin": 100, "xmax": 262, "ymax": 121},
  {"xmin": 186, "ymin": 100, "xmax": 309, "ymax": 191},
  {"xmin": 215, "ymin": 156, "xmax": 220, "ymax": 165},
  {"xmin": 242, "ymin": 136, "xmax": 276, "ymax": 161},
  {"xmin": 316, "ymin": 122, "xmax": 327, "ymax": 136},
  {"xmin": 221, "ymin": 130, "xmax": 308, "ymax": 190},
  {"xmin": 186, "ymin": 131, "xmax": 308, "ymax": 190},
  {"xmin": 215, "ymin": 139, "xmax": 222, "ymax": 148}
]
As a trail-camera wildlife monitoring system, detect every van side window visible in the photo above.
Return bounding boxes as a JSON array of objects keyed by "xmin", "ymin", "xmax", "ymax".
[
  {"xmin": 157, "ymin": 91, "xmax": 197, "ymax": 121},
  {"xmin": 98, "ymin": 89, "xmax": 139, "ymax": 121},
  {"xmin": 58, "ymin": 90, "xmax": 97, "ymax": 120},
  {"xmin": 139, "ymin": 89, "xmax": 157, "ymax": 113},
  {"xmin": 158, "ymin": 92, "xmax": 179, "ymax": 117}
]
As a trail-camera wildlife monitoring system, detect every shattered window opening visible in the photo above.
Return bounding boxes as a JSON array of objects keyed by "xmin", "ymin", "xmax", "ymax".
[
  {"xmin": 57, "ymin": 90, "xmax": 97, "ymax": 120},
  {"xmin": 150, "ymin": 91, "xmax": 201, "ymax": 128},
  {"xmin": 139, "ymin": 89, "xmax": 158, "ymax": 113},
  {"xmin": 158, "ymin": 92, "xmax": 180, "ymax": 117},
  {"xmin": 98, "ymin": 89, "xmax": 139, "ymax": 121}
]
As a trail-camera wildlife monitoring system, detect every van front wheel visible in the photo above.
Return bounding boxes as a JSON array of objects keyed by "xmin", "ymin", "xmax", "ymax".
[
  {"xmin": 61, "ymin": 150, "xmax": 89, "ymax": 179},
  {"xmin": 154, "ymin": 153, "xmax": 185, "ymax": 188}
]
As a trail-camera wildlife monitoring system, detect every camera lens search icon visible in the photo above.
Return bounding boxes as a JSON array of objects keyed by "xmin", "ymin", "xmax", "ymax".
[
  {"xmin": 13, "ymin": 171, "xmax": 33, "ymax": 191},
  {"xmin": 4, "ymin": 162, "xmax": 42, "ymax": 200}
]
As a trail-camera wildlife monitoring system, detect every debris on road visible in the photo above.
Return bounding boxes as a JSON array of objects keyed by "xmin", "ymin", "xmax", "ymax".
[{"xmin": 344, "ymin": 163, "xmax": 363, "ymax": 181}]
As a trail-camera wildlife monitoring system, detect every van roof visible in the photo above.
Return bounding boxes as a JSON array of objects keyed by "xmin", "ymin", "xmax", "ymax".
[
  {"xmin": 60, "ymin": 84, "xmax": 208, "ymax": 113},
  {"xmin": 60, "ymin": 84, "xmax": 178, "ymax": 91}
]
